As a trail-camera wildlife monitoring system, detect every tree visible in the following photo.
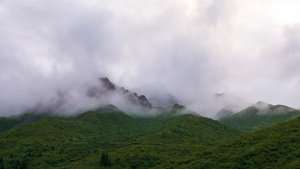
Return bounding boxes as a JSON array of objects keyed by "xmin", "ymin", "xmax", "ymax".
[
  {"xmin": 100, "ymin": 153, "xmax": 112, "ymax": 167},
  {"xmin": 20, "ymin": 158, "xmax": 27, "ymax": 169}
]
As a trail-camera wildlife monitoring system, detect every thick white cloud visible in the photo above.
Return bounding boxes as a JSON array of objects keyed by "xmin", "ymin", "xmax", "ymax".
[{"xmin": 0, "ymin": 0, "xmax": 300, "ymax": 117}]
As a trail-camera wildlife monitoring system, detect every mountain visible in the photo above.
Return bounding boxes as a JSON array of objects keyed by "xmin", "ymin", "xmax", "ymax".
[
  {"xmin": 215, "ymin": 106, "xmax": 235, "ymax": 119},
  {"xmin": 72, "ymin": 104, "xmax": 137, "ymax": 134},
  {"xmin": 0, "ymin": 77, "xmax": 153, "ymax": 133},
  {"xmin": 162, "ymin": 117, "xmax": 300, "ymax": 169},
  {"xmin": 1, "ymin": 103, "xmax": 298, "ymax": 169},
  {"xmin": 87, "ymin": 77, "xmax": 153, "ymax": 110},
  {"xmin": 106, "ymin": 113, "xmax": 241, "ymax": 168},
  {"xmin": 219, "ymin": 101, "xmax": 300, "ymax": 132},
  {"xmin": 0, "ymin": 104, "xmax": 241, "ymax": 169}
]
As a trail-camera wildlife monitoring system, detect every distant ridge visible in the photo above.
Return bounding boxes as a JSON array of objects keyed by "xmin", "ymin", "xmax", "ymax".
[
  {"xmin": 216, "ymin": 106, "xmax": 235, "ymax": 119},
  {"xmin": 219, "ymin": 101, "xmax": 300, "ymax": 132}
]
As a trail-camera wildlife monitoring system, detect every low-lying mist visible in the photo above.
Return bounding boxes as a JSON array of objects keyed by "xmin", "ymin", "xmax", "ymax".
[
  {"xmin": 1, "ymin": 0, "xmax": 300, "ymax": 118},
  {"xmin": 0, "ymin": 74, "xmax": 251, "ymax": 119},
  {"xmin": 1, "ymin": 77, "xmax": 157, "ymax": 117}
]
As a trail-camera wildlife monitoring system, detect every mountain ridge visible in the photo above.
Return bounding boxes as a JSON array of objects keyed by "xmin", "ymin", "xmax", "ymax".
[
  {"xmin": 219, "ymin": 101, "xmax": 300, "ymax": 132},
  {"xmin": 159, "ymin": 117, "xmax": 300, "ymax": 169}
]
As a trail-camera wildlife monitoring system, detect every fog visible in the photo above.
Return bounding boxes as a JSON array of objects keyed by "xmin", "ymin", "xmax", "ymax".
[{"xmin": 1, "ymin": 0, "xmax": 300, "ymax": 118}]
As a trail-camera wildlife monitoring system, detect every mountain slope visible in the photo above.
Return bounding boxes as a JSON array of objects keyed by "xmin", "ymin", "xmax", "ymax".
[
  {"xmin": 0, "ymin": 104, "xmax": 241, "ymax": 169},
  {"xmin": 219, "ymin": 101, "xmax": 300, "ymax": 132},
  {"xmin": 0, "ymin": 113, "xmax": 31, "ymax": 133},
  {"xmin": 136, "ymin": 114, "xmax": 240, "ymax": 146},
  {"xmin": 102, "ymin": 114, "xmax": 241, "ymax": 169},
  {"xmin": 0, "ymin": 112, "xmax": 71, "ymax": 133},
  {"xmin": 163, "ymin": 117, "xmax": 300, "ymax": 169},
  {"xmin": 62, "ymin": 104, "xmax": 241, "ymax": 169},
  {"xmin": 0, "ymin": 106, "xmax": 139, "ymax": 168},
  {"xmin": 72, "ymin": 105, "xmax": 137, "ymax": 132}
]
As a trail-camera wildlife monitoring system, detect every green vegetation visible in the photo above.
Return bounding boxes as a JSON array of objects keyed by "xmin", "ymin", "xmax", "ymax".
[
  {"xmin": 0, "ymin": 104, "xmax": 299, "ymax": 168},
  {"xmin": 219, "ymin": 103, "xmax": 300, "ymax": 132},
  {"xmin": 0, "ymin": 112, "xmax": 70, "ymax": 133},
  {"xmin": 161, "ymin": 117, "xmax": 300, "ymax": 169},
  {"xmin": 0, "ymin": 104, "xmax": 240, "ymax": 168},
  {"xmin": 100, "ymin": 153, "xmax": 112, "ymax": 167},
  {"xmin": 0, "ymin": 114, "xmax": 30, "ymax": 133}
]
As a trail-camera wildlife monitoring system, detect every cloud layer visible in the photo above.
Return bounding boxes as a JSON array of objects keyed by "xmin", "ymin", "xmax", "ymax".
[{"xmin": 0, "ymin": 0, "xmax": 300, "ymax": 118}]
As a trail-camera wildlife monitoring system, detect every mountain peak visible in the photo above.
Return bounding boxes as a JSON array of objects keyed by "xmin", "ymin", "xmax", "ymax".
[
  {"xmin": 99, "ymin": 77, "xmax": 116, "ymax": 91},
  {"xmin": 96, "ymin": 104, "xmax": 119, "ymax": 112},
  {"xmin": 97, "ymin": 77, "xmax": 152, "ymax": 111},
  {"xmin": 220, "ymin": 101, "xmax": 300, "ymax": 132},
  {"xmin": 253, "ymin": 101, "xmax": 270, "ymax": 109},
  {"xmin": 255, "ymin": 101, "xmax": 268, "ymax": 105}
]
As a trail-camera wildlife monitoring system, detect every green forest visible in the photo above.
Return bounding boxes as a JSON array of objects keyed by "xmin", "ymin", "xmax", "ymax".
[{"xmin": 0, "ymin": 104, "xmax": 299, "ymax": 169}]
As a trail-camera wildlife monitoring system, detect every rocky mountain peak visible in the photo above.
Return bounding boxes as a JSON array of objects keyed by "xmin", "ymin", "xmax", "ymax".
[
  {"xmin": 95, "ymin": 77, "xmax": 152, "ymax": 110},
  {"xmin": 99, "ymin": 77, "xmax": 116, "ymax": 91}
]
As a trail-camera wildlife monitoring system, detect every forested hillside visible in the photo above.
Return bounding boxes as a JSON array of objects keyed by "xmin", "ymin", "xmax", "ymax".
[
  {"xmin": 220, "ymin": 102, "xmax": 300, "ymax": 132},
  {"xmin": 0, "ymin": 104, "xmax": 241, "ymax": 169}
]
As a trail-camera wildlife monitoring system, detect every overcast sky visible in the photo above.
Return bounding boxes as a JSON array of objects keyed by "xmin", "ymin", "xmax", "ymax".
[{"xmin": 1, "ymin": 0, "xmax": 300, "ymax": 117}]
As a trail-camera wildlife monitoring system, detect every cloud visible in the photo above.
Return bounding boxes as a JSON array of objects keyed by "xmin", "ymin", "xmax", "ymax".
[{"xmin": 0, "ymin": 0, "xmax": 300, "ymax": 118}]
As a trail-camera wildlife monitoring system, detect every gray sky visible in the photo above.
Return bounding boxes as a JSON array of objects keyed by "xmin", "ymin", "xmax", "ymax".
[{"xmin": 1, "ymin": 0, "xmax": 300, "ymax": 118}]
